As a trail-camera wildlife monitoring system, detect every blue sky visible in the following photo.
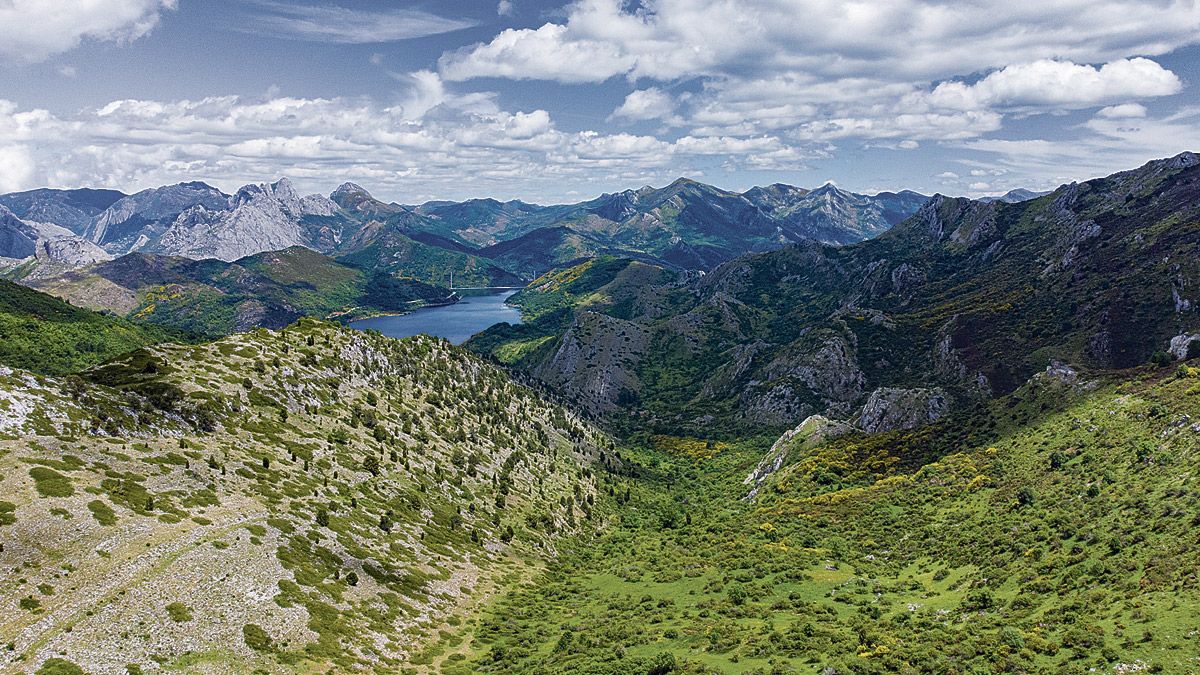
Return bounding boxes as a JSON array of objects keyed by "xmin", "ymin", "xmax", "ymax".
[{"xmin": 1, "ymin": 1, "xmax": 1199, "ymax": 203}]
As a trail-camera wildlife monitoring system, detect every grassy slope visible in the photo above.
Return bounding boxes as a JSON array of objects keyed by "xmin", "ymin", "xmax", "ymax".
[
  {"xmin": 441, "ymin": 363, "xmax": 1200, "ymax": 674},
  {"xmin": 0, "ymin": 320, "xmax": 617, "ymax": 673},
  {"xmin": 0, "ymin": 279, "xmax": 180, "ymax": 376}
]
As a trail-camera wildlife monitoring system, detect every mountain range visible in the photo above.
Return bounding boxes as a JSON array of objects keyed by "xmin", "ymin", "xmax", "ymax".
[
  {"xmin": 1, "ymin": 153, "xmax": 1199, "ymax": 673},
  {"xmin": 1, "ymin": 176, "xmax": 933, "ymax": 279},
  {"xmin": 470, "ymin": 152, "xmax": 1200, "ymax": 435}
]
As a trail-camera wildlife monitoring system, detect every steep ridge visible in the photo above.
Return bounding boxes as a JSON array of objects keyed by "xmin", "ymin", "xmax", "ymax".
[
  {"xmin": 3, "ymin": 177, "xmax": 930, "ymax": 286},
  {"xmin": 0, "ymin": 206, "xmax": 112, "ymax": 268},
  {"xmin": 152, "ymin": 179, "xmax": 348, "ymax": 261},
  {"xmin": 87, "ymin": 181, "xmax": 231, "ymax": 252},
  {"xmin": 0, "ymin": 320, "xmax": 618, "ymax": 672}
]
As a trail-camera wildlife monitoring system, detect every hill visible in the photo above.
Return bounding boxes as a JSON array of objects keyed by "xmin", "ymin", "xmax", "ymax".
[
  {"xmin": 470, "ymin": 153, "xmax": 1200, "ymax": 434},
  {"xmin": 0, "ymin": 279, "xmax": 181, "ymax": 376},
  {"xmin": 0, "ymin": 320, "xmax": 617, "ymax": 673},
  {"xmin": 26, "ymin": 247, "xmax": 455, "ymax": 336}
]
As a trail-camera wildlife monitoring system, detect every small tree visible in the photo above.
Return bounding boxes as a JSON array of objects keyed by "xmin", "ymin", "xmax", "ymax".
[
  {"xmin": 1016, "ymin": 486, "xmax": 1036, "ymax": 507},
  {"xmin": 363, "ymin": 455, "xmax": 380, "ymax": 476}
]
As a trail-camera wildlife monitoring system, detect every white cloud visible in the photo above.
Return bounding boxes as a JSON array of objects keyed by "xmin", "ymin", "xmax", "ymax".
[
  {"xmin": 610, "ymin": 88, "xmax": 677, "ymax": 122},
  {"xmin": 925, "ymin": 58, "xmax": 1181, "ymax": 111},
  {"xmin": 0, "ymin": 144, "xmax": 36, "ymax": 192},
  {"xmin": 0, "ymin": 0, "xmax": 176, "ymax": 63},
  {"xmin": 439, "ymin": 0, "xmax": 1200, "ymax": 85},
  {"xmin": 397, "ymin": 70, "xmax": 447, "ymax": 121},
  {"xmin": 440, "ymin": 23, "xmax": 635, "ymax": 83},
  {"xmin": 0, "ymin": 95, "xmax": 825, "ymax": 202},
  {"xmin": 241, "ymin": 2, "xmax": 475, "ymax": 44},
  {"xmin": 1096, "ymin": 102, "xmax": 1147, "ymax": 118},
  {"xmin": 961, "ymin": 107, "xmax": 1200, "ymax": 189},
  {"xmin": 59, "ymin": 65, "xmax": 78, "ymax": 78},
  {"xmin": 497, "ymin": 1, "xmax": 514, "ymax": 17},
  {"xmin": 434, "ymin": 0, "xmax": 1199, "ymax": 153}
]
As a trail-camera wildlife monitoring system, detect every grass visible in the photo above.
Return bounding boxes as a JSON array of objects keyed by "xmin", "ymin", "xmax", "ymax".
[
  {"xmin": 86, "ymin": 500, "xmax": 117, "ymax": 525},
  {"xmin": 29, "ymin": 467, "xmax": 73, "ymax": 498}
]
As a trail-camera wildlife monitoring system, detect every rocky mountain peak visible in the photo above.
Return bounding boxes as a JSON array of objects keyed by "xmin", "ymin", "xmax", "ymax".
[{"xmin": 331, "ymin": 182, "xmax": 370, "ymax": 200}]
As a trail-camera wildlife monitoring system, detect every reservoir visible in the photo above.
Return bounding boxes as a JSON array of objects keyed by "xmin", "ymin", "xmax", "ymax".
[{"xmin": 348, "ymin": 290, "xmax": 523, "ymax": 345}]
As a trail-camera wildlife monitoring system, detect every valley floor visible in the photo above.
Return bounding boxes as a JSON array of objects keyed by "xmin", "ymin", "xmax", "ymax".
[{"xmin": 435, "ymin": 366, "xmax": 1200, "ymax": 674}]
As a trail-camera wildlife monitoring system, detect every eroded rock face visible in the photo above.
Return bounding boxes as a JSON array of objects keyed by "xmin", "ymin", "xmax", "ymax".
[
  {"xmin": 761, "ymin": 334, "xmax": 866, "ymax": 404},
  {"xmin": 858, "ymin": 387, "xmax": 950, "ymax": 433},
  {"xmin": 153, "ymin": 179, "xmax": 343, "ymax": 262},
  {"xmin": 35, "ymin": 234, "xmax": 112, "ymax": 266},
  {"xmin": 738, "ymin": 334, "xmax": 867, "ymax": 426},
  {"xmin": 0, "ymin": 206, "xmax": 111, "ymax": 267},
  {"xmin": 534, "ymin": 312, "xmax": 649, "ymax": 414}
]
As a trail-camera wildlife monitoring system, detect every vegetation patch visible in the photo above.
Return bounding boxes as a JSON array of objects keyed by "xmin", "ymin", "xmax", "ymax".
[{"xmin": 29, "ymin": 467, "xmax": 74, "ymax": 498}]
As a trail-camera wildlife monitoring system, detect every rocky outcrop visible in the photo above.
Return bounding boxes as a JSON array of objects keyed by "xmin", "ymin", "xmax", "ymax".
[
  {"xmin": 736, "ymin": 334, "xmax": 866, "ymax": 426},
  {"xmin": 0, "ymin": 206, "xmax": 111, "ymax": 266},
  {"xmin": 1171, "ymin": 333, "xmax": 1200, "ymax": 361},
  {"xmin": 86, "ymin": 182, "xmax": 229, "ymax": 251},
  {"xmin": 762, "ymin": 334, "xmax": 866, "ymax": 403},
  {"xmin": 743, "ymin": 414, "xmax": 854, "ymax": 499},
  {"xmin": 533, "ymin": 312, "xmax": 649, "ymax": 414},
  {"xmin": 153, "ymin": 179, "xmax": 342, "ymax": 262},
  {"xmin": 857, "ymin": 387, "xmax": 950, "ymax": 433},
  {"xmin": 932, "ymin": 318, "xmax": 992, "ymax": 397}
]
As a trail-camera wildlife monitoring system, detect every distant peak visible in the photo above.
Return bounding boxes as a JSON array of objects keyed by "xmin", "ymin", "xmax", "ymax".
[
  {"xmin": 332, "ymin": 182, "xmax": 370, "ymax": 198},
  {"xmin": 1167, "ymin": 151, "xmax": 1198, "ymax": 168},
  {"xmin": 809, "ymin": 182, "xmax": 848, "ymax": 196}
]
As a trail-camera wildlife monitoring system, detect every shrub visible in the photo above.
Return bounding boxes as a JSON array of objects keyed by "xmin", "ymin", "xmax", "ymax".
[
  {"xmin": 87, "ymin": 500, "xmax": 117, "ymax": 526},
  {"xmin": 166, "ymin": 602, "xmax": 193, "ymax": 622},
  {"xmin": 243, "ymin": 623, "xmax": 273, "ymax": 651},
  {"xmin": 35, "ymin": 659, "xmax": 85, "ymax": 675}
]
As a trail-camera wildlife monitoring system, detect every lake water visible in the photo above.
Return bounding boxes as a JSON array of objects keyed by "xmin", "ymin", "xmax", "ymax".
[{"xmin": 348, "ymin": 290, "xmax": 523, "ymax": 345}]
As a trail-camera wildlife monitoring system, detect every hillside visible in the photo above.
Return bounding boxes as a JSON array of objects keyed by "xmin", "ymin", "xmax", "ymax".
[
  {"xmin": 0, "ymin": 320, "xmax": 617, "ymax": 673},
  {"xmin": 439, "ymin": 361, "xmax": 1200, "ymax": 674},
  {"xmin": 25, "ymin": 247, "xmax": 454, "ymax": 336},
  {"xmin": 0, "ymin": 279, "xmax": 181, "ymax": 376},
  {"xmin": 472, "ymin": 153, "xmax": 1200, "ymax": 434},
  {"xmin": 468, "ymin": 256, "xmax": 678, "ymax": 368}
]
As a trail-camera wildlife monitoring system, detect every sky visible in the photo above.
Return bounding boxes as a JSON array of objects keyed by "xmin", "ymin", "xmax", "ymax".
[{"xmin": 1, "ymin": 0, "xmax": 1199, "ymax": 204}]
